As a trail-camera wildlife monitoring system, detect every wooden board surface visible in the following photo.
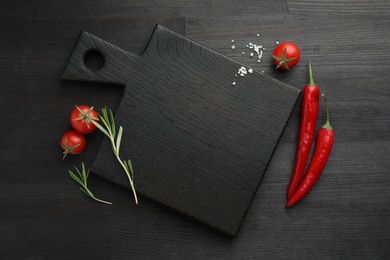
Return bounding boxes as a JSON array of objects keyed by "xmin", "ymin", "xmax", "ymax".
[
  {"xmin": 1, "ymin": 5, "xmax": 390, "ymax": 259},
  {"xmin": 62, "ymin": 26, "xmax": 299, "ymax": 236},
  {"xmin": 0, "ymin": 18, "xmax": 186, "ymax": 260},
  {"xmin": 0, "ymin": 0, "xmax": 287, "ymax": 19},
  {"xmin": 287, "ymin": 0, "xmax": 390, "ymax": 14}
]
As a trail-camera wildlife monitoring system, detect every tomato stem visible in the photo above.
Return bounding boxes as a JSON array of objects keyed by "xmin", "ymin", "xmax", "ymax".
[
  {"xmin": 74, "ymin": 105, "xmax": 99, "ymax": 130},
  {"xmin": 272, "ymin": 47, "xmax": 296, "ymax": 71},
  {"xmin": 322, "ymin": 93, "xmax": 332, "ymax": 130}
]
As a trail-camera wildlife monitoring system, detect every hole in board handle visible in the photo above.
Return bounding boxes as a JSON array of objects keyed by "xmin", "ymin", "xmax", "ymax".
[{"xmin": 83, "ymin": 49, "xmax": 105, "ymax": 72}]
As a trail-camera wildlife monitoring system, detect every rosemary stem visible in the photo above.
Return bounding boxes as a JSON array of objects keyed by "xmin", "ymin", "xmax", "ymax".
[
  {"xmin": 116, "ymin": 155, "xmax": 138, "ymax": 205},
  {"xmin": 84, "ymin": 185, "xmax": 112, "ymax": 205},
  {"xmin": 92, "ymin": 196, "xmax": 113, "ymax": 205},
  {"xmin": 109, "ymin": 137, "xmax": 139, "ymax": 205}
]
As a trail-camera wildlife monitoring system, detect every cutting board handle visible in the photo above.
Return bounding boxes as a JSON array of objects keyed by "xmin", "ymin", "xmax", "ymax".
[{"xmin": 62, "ymin": 31, "xmax": 139, "ymax": 85}]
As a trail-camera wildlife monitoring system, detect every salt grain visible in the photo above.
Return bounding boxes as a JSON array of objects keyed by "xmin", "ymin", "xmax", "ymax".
[
  {"xmin": 276, "ymin": 41, "xmax": 279, "ymax": 45},
  {"xmin": 232, "ymin": 82, "xmax": 236, "ymax": 85},
  {"xmin": 245, "ymin": 41, "xmax": 265, "ymax": 63},
  {"xmin": 229, "ymin": 36, "xmax": 266, "ymax": 75},
  {"xmin": 238, "ymin": 66, "xmax": 247, "ymax": 77}
]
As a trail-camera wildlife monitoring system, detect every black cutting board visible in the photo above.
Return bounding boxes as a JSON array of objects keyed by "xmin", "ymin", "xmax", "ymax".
[{"xmin": 62, "ymin": 25, "xmax": 300, "ymax": 236}]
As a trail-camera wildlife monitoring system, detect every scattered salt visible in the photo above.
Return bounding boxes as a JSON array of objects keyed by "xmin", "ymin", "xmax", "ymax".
[
  {"xmin": 238, "ymin": 66, "xmax": 247, "ymax": 77},
  {"xmin": 228, "ymin": 35, "xmax": 267, "ymax": 79},
  {"xmin": 246, "ymin": 41, "xmax": 265, "ymax": 63}
]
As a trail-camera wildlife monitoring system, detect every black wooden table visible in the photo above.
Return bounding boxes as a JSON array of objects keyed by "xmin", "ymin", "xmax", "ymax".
[{"xmin": 1, "ymin": 1, "xmax": 390, "ymax": 259}]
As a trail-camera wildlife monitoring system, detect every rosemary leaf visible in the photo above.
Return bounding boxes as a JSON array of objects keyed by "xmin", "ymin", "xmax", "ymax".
[
  {"xmin": 74, "ymin": 167, "xmax": 84, "ymax": 181},
  {"xmin": 102, "ymin": 107, "xmax": 110, "ymax": 124},
  {"xmin": 69, "ymin": 170, "xmax": 85, "ymax": 187},
  {"xmin": 92, "ymin": 120, "xmax": 110, "ymax": 137},
  {"xmin": 116, "ymin": 126, "xmax": 123, "ymax": 154},
  {"xmin": 100, "ymin": 114, "xmax": 112, "ymax": 134},
  {"xmin": 109, "ymin": 110, "xmax": 116, "ymax": 139},
  {"xmin": 81, "ymin": 162, "xmax": 87, "ymax": 182},
  {"xmin": 127, "ymin": 160, "xmax": 134, "ymax": 176},
  {"xmin": 123, "ymin": 160, "xmax": 129, "ymax": 172}
]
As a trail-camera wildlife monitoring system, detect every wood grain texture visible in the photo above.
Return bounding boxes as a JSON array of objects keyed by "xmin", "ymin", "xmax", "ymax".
[
  {"xmin": 287, "ymin": 0, "xmax": 390, "ymax": 14},
  {"xmin": 185, "ymin": 14, "xmax": 390, "ymax": 258},
  {"xmin": 0, "ymin": 6, "xmax": 390, "ymax": 260},
  {"xmin": 0, "ymin": 18, "xmax": 185, "ymax": 260},
  {"xmin": 62, "ymin": 27, "xmax": 299, "ymax": 236},
  {"xmin": 0, "ymin": 0, "xmax": 288, "ymax": 19}
]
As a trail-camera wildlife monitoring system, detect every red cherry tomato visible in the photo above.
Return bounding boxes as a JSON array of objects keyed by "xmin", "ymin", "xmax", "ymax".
[
  {"xmin": 70, "ymin": 105, "xmax": 99, "ymax": 134},
  {"xmin": 272, "ymin": 42, "xmax": 300, "ymax": 70},
  {"xmin": 60, "ymin": 131, "xmax": 86, "ymax": 159}
]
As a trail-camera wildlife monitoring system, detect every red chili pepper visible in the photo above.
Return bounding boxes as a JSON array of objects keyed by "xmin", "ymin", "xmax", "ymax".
[
  {"xmin": 287, "ymin": 62, "xmax": 320, "ymax": 200},
  {"xmin": 286, "ymin": 94, "xmax": 334, "ymax": 208}
]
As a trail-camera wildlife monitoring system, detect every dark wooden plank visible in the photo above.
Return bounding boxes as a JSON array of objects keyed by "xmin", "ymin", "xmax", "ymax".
[
  {"xmin": 97, "ymin": 14, "xmax": 390, "ymax": 259},
  {"xmin": 0, "ymin": 18, "xmax": 185, "ymax": 259},
  {"xmin": 1, "ymin": 12, "xmax": 390, "ymax": 260},
  {"xmin": 182, "ymin": 14, "xmax": 390, "ymax": 258},
  {"xmin": 287, "ymin": 0, "xmax": 390, "ymax": 14},
  {"xmin": 62, "ymin": 26, "xmax": 299, "ymax": 236},
  {"xmin": 0, "ymin": 0, "xmax": 288, "ymax": 19},
  {"xmin": 185, "ymin": 14, "xmax": 390, "ymax": 143}
]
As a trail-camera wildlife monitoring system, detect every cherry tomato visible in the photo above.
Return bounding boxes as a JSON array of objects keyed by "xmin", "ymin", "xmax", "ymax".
[
  {"xmin": 60, "ymin": 131, "xmax": 86, "ymax": 159},
  {"xmin": 272, "ymin": 42, "xmax": 300, "ymax": 70},
  {"xmin": 70, "ymin": 105, "xmax": 99, "ymax": 134}
]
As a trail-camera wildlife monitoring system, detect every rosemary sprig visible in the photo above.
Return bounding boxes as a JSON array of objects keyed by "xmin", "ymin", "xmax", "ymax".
[
  {"xmin": 91, "ymin": 107, "xmax": 138, "ymax": 205},
  {"xmin": 69, "ymin": 162, "xmax": 112, "ymax": 205}
]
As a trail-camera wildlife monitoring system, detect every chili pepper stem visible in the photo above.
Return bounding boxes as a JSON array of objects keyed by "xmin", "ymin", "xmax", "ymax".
[
  {"xmin": 321, "ymin": 94, "xmax": 333, "ymax": 130},
  {"xmin": 308, "ymin": 61, "xmax": 315, "ymax": 86}
]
